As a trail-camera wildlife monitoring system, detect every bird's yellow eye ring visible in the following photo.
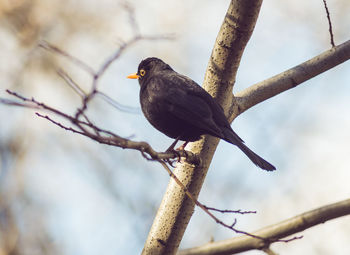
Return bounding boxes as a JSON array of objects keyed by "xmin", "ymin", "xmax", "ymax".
[{"xmin": 140, "ymin": 69, "xmax": 146, "ymax": 76}]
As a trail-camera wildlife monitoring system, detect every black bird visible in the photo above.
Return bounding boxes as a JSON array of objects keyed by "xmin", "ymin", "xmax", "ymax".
[{"xmin": 127, "ymin": 57, "xmax": 275, "ymax": 171}]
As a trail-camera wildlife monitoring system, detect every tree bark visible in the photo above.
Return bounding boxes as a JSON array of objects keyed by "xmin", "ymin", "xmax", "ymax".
[{"xmin": 141, "ymin": 1, "xmax": 263, "ymax": 254}]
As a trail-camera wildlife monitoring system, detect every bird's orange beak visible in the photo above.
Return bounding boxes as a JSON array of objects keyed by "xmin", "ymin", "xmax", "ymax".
[{"xmin": 127, "ymin": 73, "xmax": 139, "ymax": 79}]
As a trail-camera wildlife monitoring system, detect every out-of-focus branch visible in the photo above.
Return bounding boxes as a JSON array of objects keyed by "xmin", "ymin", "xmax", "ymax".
[
  {"xmin": 178, "ymin": 198, "xmax": 350, "ymax": 255},
  {"xmin": 234, "ymin": 39, "xmax": 350, "ymax": 117},
  {"xmin": 0, "ymin": 197, "xmax": 19, "ymax": 255},
  {"xmin": 39, "ymin": 33, "xmax": 173, "ymax": 119}
]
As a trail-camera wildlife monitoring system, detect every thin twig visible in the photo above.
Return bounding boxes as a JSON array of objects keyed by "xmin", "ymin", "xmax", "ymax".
[
  {"xmin": 120, "ymin": 2, "xmax": 140, "ymax": 37},
  {"xmin": 5, "ymin": 89, "xmax": 200, "ymax": 165},
  {"xmin": 96, "ymin": 91, "xmax": 140, "ymax": 114},
  {"xmin": 204, "ymin": 206, "xmax": 256, "ymax": 215},
  {"xmin": 38, "ymin": 41, "xmax": 96, "ymax": 76},
  {"xmin": 73, "ymin": 33, "xmax": 173, "ymax": 120},
  {"xmin": 0, "ymin": 98, "xmax": 40, "ymax": 109},
  {"xmin": 322, "ymin": 0, "xmax": 335, "ymax": 47},
  {"xmin": 179, "ymin": 199, "xmax": 350, "ymax": 255},
  {"xmin": 35, "ymin": 113, "xmax": 85, "ymax": 135},
  {"xmin": 57, "ymin": 69, "xmax": 87, "ymax": 98},
  {"xmin": 158, "ymin": 161, "xmax": 299, "ymax": 243},
  {"xmin": 94, "ymin": 36, "xmax": 139, "ymax": 87}
]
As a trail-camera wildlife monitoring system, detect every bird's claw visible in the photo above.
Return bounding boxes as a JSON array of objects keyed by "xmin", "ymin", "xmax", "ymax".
[
  {"xmin": 164, "ymin": 159, "xmax": 176, "ymax": 167},
  {"xmin": 164, "ymin": 140, "xmax": 189, "ymax": 167},
  {"xmin": 164, "ymin": 148, "xmax": 183, "ymax": 167}
]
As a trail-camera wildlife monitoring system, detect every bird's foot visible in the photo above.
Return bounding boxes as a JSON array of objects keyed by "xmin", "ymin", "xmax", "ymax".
[
  {"xmin": 164, "ymin": 139, "xmax": 189, "ymax": 167},
  {"xmin": 164, "ymin": 149, "xmax": 182, "ymax": 167}
]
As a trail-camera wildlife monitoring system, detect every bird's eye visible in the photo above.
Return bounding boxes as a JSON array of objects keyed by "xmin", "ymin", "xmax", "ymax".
[{"xmin": 140, "ymin": 69, "xmax": 146, "ymax": 76}]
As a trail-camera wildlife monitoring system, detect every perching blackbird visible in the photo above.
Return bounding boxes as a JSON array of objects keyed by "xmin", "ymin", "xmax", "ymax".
[{"xmin": 127, "ymin": 57, "xmax": 275, "ymax": 171}]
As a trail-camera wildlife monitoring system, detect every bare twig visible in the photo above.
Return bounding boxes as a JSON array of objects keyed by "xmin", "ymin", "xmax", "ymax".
[
  {"xmin": 94, "ymin": 36, "xmax": 139, "ymax": 86},
  {"xmin": 0, "ymin": 98, "xmax": 40, "ymax": 109},
  {"xmin": 322, "ymin": 0, "xmax": 335, "ymax": 47},
  {"xmin": 96, "ymin": 91, "xmax": 140, "ymax": 114},
  {"xmin": 69, "ymin": 33, "xmax": 172, "ymax": 119},
  {"xmin": 57, "ymin": 63, "xmax": 139, "ymax": 113},
  {"xmin": 39, "ymin": 41, "xmax": 96, "ymax": 76},
  {"xmin": 120, "ymin": 2, "xmax": 140, "ymax": 36},
  {"xmin": 35, "ymin": 112, "xmax": 85, "ymax": 135},
  {"xmin": 179, "ymin": 198, "xmax": 350, "ymax": 255},
  {"xmin": 204, "ymin": 206, "xmax": 256, "ymax": 215},
  {"xmin": 39, "ymin": 33, "xmax": 173, "ymax": 121},
  {"xmin": 159, "ymin": 162, "xmax": 299, "ymax": 244},
  {"xmin": 5, "ymin": 89, "xmax": 200, "ymax": 165},
  {"xmin": 158, "ymin": 162, "xmax": 264, "ymax": 240},
  {"xmin": 57, "ymin": 69, "xmax": 87, "ymax": 98},
  {"xmin": 94, "ymin": 34, "xmax": 174, "ymax": 83}
]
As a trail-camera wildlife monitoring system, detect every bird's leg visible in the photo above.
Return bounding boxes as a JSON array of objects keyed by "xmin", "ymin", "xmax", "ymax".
[
  {"xmin": 173, "ymin": 140, "xmax": 190, "ymax": 163},
  {"xmin": 164, "ymin": 136, "xmax": 183, "ymax": 166},
  {"xmin": 176, "ymin": 141, "xmax": 190, "ymax": 164},
  {"xmin": 165, "ymin": 137, "xmax": 180, "ymax": 153}
]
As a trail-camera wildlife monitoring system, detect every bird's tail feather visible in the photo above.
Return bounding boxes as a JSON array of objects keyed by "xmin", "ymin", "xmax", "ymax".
[
  {"xmin": 236, "ymin": 141, "xmax": 276, "ymax": 171},
  {"xmin": 223, "ymin": 129, "xmax": 276, "ymax": 171}
]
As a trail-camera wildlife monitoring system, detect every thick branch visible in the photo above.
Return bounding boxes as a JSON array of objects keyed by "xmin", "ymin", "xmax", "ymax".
[
  {"xmin": 141, "ymin": 1, "xmax": 263, "ymax": 254},
  {"xmin": 234, "ymin": 39, "xmax": 350, "ymax": 116},
  {"xmin": 178, "ymin": 198, "xmax": 350, "ymax": 255}
]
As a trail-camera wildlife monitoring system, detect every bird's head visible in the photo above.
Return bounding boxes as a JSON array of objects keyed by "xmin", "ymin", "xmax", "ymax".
[{"xmin": 127, "ymin": 57, "xmax": 173, "ymax": 85}]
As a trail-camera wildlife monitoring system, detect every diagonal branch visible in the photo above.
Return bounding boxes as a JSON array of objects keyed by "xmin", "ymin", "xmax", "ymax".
[
  {"xmin": 178, "ymin": 198, "xmax": 350, "ymax": 255},
  {"xmin": 234, "ymin": 39, "xmax": 350, "ymax": 117}
]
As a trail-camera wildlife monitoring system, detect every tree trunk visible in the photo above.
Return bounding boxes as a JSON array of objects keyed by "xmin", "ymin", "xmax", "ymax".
[{"xmin": 141, "ymin": 1, "xmax": 263, "ymax": 254}]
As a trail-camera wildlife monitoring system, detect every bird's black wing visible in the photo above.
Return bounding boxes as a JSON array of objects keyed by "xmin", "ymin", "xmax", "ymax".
[{"xmin": 152, "ymin": 75, "xmax": 225, "ymax": 137}]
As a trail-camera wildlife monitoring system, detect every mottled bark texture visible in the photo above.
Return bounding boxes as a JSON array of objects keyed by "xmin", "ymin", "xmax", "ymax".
[{"xmin": 142, "ymin": 1, "xmax": 263, "ymax": 254}]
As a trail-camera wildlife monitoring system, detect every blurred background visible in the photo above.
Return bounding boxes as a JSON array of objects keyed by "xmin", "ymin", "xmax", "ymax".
[{"xmin": 1, "ymin": 0, "xmax": 350, "ymax": 254}]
